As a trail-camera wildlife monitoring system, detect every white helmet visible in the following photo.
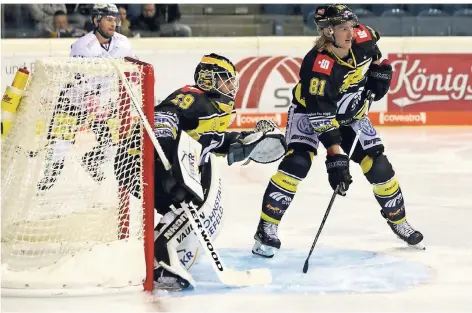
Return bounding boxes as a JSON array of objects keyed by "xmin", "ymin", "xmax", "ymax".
[{"xmin": 91, "ymin": 4, "xmax": 120, "ymax": 25}]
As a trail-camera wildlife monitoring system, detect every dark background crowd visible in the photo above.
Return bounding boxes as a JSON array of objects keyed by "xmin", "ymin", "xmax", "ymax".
[{"xmin": 2, "ymin": 3, "xmax": 471, "ymax": 39}]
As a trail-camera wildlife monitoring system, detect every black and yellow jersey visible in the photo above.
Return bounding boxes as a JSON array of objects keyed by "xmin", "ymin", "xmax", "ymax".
[
  {"xmin": 292, "ymin": 24, "xmax": 381, "ymax": 148},
  {"xmin": 154, "ymin": 84, "xmax": 237, "ymax": 164}
]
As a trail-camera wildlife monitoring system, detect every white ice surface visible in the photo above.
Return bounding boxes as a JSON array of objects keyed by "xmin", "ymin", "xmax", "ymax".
[{"xmin": 2, "ymin": 127, "xmax": 472, "ymax": 312}]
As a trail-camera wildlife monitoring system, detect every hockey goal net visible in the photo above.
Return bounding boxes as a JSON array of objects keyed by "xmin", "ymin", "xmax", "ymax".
[{"xmin": 1, "ymin": 57, "xmax": 155, "ymax": 295}]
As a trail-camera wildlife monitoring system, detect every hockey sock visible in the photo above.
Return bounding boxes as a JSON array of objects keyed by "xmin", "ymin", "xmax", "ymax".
[
  {"xmin": 361, "ymin": 154, "xmax": 406, "ymax": 223},
  {"xmin": 260, "ymin": 149, "xmax": 314, "ymax": 224}
]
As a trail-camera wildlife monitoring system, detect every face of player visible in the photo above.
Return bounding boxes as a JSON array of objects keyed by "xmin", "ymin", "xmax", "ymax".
[
  {"xmin": 333, "ymin": 21, "xmax": 355, "ymax": 50},
  {"xmin": 216, "ymin": 73, "xmax": 239, "ymax": 99},
  {"xmin": 97, "ymin": 16, "xmax": 118, "ymax": 38}
]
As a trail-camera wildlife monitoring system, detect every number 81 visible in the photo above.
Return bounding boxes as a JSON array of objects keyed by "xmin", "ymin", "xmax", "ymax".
[{"xmin": 309, "ymin": 78, "xmax": 326, "ymax": 96}]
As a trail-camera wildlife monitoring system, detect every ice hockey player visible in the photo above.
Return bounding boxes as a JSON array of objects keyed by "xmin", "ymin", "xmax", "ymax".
[
  {"xmin": 251, "ymin": 4, "xmax": 424, "ymax": 259},
  {"xmin": 115, "ymin": 53, "xmax": 286, "ymax": 290},
  {"xmin": 38, "ymin": 3, "xmax": 135, "ymax": 190}
]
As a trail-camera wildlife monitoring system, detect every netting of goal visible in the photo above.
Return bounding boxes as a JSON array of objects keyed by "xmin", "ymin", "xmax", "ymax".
[{"xmin": 1, "ymin": 57, "xmax": 155, "ymax": 296}]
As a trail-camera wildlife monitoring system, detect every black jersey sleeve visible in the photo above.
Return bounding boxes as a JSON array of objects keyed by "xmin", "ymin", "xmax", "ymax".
[
  {"xmin": 294, "ymin": 51, "xmax": 342, "ymax": 149},
  {"xmin": 355, "ymin": 24, "xmax": 382, "ymax": 62},
  {"xmin": 153, "ymin": 85, "xmax": 203, "ymax": 162}
]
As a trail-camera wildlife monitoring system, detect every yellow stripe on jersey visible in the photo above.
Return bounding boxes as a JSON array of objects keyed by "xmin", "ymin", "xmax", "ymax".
[
  {"xmin": 294, "ymin": 82, "xmax": 306, "ymax": 107},
  {"xmin": 188, "ymin": 112, "xmax": 233, "ymax": 140},
  {"xmin": 328, "ymin": 46, "xmax": 357, "ymax": 69},
  {"xmin": 373, "ymin": 177, "xmax": 400, "ymax": 197}
]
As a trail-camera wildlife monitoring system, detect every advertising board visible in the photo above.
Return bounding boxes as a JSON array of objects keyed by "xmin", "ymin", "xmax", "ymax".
[{"xmin": 2, "ymin": 37, "xmax": 471, "ymax": 127}]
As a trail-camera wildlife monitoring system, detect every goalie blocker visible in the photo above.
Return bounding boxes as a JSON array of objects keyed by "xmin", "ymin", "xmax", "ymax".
[{"xmin": 116, "ymin": 53, "xmax": 286, "ymax": 291}]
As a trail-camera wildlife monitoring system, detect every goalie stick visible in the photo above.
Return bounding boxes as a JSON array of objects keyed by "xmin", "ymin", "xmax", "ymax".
[
  {"xmin": 303, "ymin": 90, "xmax": 375, "ymax": 274},
  {"xmin": 114, "ymin": 61, "xmax": 272, "ymax": 287}
]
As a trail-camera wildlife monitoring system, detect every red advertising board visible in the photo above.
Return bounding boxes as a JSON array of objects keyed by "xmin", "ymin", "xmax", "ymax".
[{"xmin": 387, "ymin": 53, "xmax": 472, "ymax": 112}]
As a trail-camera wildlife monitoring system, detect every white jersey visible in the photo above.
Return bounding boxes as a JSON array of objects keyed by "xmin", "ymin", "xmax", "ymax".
[
  {"xmin": 70, "ymin": 31, "xmax": 135, "ymax": 58},
  {"xmin": 68, "ymin": 32, "xmax": 135, "ymax": 120}
]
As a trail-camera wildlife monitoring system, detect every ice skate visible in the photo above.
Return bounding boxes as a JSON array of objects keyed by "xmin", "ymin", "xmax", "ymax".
[
  {"xmin": 153, "ymin": 266, "xmax": 191, "ymax": 291},
  {"xmin": 252, "ymin": 220, "xmax": 281, "ymax": 258},
  {"xmin": 388, "ymin": 219, "xmax": 425, "ymax": 250}
]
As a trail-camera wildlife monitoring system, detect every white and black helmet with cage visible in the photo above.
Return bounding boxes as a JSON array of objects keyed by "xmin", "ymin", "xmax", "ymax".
[{"xmin": 91, "ymin": 4, "xmax": 121, "ymax": 27}]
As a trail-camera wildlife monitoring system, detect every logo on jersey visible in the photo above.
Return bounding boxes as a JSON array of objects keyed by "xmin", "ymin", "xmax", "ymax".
[
  {"xmin": 312, "ymin": 55, "xmax": 334, "ymax": 75},
  {"xmin": 359, "ymin": 117, "xmax": 377, "ymax": 136},
  {"xmin": 355, "ymin": 25, "xmax": 372, "ymax": 43},
  {"xmin": 269, "ymin": 192, "xmax": 292, "ymax": 205},
  {"xmin": 297, "ymin": 116, "xmax": 315, "ymax": 135},
  {"xmin": 234, "ymin": 56, "xmax": 303, "ymax": 109}
]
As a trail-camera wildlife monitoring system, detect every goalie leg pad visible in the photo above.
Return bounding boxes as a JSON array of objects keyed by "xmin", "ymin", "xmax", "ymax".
[
  {"xmin": 362, "ymin": 154, "xmax": 405, "ymax": 222},
  {"xmin": 154, "ymin": 211, "xmax": 196, "ymax": 290}
]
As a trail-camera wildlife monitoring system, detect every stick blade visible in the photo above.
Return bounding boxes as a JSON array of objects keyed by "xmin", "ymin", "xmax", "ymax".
[
  {"xmin": 302, "ymin": 260, "xmax": 309, "ymax": 273},
  {"xmin": 220, "ymin": 268, "xmax": 272, "ymax": 287}
]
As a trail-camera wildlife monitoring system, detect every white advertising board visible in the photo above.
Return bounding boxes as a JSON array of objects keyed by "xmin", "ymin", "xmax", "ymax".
[{"xmin": 2, "ymin": 36, "xmax": 472, "ymax": 113}]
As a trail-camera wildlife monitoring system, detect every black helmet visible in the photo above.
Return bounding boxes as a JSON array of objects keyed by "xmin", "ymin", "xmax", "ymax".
[
  {"xmin": 314, "ymin": 4, "xmax": 359, "ymax": 29},
  {"xmin": 91, "ymin": 4, "xmax": 120, "ymax": 25},
  {"xmin": 194, "ymin": 53, "xmax": 239, "ymax": 100}
]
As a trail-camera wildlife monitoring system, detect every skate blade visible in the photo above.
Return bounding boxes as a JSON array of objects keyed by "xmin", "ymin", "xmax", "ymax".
[
  {"xmin": 153, "ymin": 281, "xmax": 192, "ymax": 292},
  {"xmin": 408, "ymin": 242, "xmax": 426, "ymax": 250},
  {"xmin": 252, "ymin": 241, "xmax": 276, "ymax": 258}
]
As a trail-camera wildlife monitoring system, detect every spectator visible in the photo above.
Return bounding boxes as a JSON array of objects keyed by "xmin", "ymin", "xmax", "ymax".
[
  {"xmin": 130, "ymin": 4, "xmax": 160, "ymax": 36},
  {"xmin": 46, "ymin": 10, "xmax": 86, "ymax": 38},
  {"xmin": 156, "ymin": 4, "xmax": 192, "ymax": 37},
  {"xmin": 64, "ymin": 4, "xmax": 88, "ymax": 30},
  {"xmin": 125, "ymin": 4, "xmax": 142, "ymax": 21},
  {"xmin": 118, "ymin": 5, "xmax": 133, "ymax": 37},
  {"xmin": 130, "ymin": 4, "xmax": 191, "ymax": 37},
  {"xmin": 27, "ymin": 4, "xmax": 67, "ymax": 32}
]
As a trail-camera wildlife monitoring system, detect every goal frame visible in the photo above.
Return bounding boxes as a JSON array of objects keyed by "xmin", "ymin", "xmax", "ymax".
[{"xmin": 1, "ymin": 56, "xmax": 155, "ymax": 296}]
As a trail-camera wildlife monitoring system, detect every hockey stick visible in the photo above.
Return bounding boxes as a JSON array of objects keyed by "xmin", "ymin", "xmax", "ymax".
[
  {"xmin": 114, "ymin": 62, "xmax": 272, "ymax": 287},
  {"xmin": 303, "ymin": 91, "xmax": 375, "ymax": 274}
]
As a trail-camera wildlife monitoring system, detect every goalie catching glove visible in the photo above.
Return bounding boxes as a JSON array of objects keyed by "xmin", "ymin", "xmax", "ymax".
[{"xmin": 227, "ymin": 120, "xmax": 287, "ymax": 166}]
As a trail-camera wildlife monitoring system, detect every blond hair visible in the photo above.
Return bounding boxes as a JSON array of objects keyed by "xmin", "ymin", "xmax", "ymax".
[
  {"xmin": 314, "ymin": 27, "xmax": 331, "ymax": 50},
  {"xmin": 314, "ymin": 35, "xmax": 331, "ymax": 50}
]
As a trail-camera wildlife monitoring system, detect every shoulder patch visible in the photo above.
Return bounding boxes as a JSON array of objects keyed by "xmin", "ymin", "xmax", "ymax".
[
  {"xmin": 312, "ymin": 54, "xmax": 334, "ymax": 75},
  {"xmin": 354, "ymin": 24, "xmax": 373, "ymax": 43},
  {"xmin": 181, "ymin": 85, "xmax": 204, "ymax": 94}
]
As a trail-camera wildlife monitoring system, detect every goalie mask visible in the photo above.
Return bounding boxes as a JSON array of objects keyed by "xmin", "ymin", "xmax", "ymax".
[{"xmin": 194, "ymin": 53, "xmax": 239, "ymax": 101}]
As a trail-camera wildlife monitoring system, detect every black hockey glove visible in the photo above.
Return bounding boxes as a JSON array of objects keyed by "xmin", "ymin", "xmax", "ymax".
[
  {"xmin": 365, "ymin": 59, "xmax": 392, "ymax": 101},
  {"xmin": 325, "ymin": 154, "xmax": 353, "ymax": 196}
]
